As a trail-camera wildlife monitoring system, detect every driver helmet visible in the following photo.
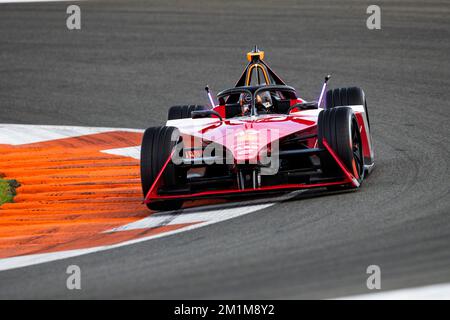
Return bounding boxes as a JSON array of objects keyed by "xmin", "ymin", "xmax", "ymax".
[
  {"xmin": 239, "ymin": 92, "xmax": 252, "ymax": 115},
  {"xmin": 255, "ymin": 91, "xmax": 273, "ymax": 113}
]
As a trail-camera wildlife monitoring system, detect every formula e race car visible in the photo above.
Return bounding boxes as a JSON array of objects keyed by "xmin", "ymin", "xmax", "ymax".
[{"xmin": 140, "ymin": 47, "xmax": 374, "ymax": 211}]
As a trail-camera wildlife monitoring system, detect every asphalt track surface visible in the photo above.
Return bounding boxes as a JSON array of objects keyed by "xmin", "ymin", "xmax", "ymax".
[{"xmin": 0, "ymin": 0, "xmax": 449, "ymax": 299}]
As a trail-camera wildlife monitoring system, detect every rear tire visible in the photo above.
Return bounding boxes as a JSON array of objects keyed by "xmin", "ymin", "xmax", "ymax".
[
  {"xmin": 325, "ymin": 86, "xmax": 370, "ymax": 129},
  {"xmin": 318, "ymin": 107, "xmax": 364, "ymax": 186},
  {"xmin": 140, "ymin": 126, "xmax": 184, "ymax": 211},
  {"xmin": 168, "ymin": 105, "xmax": 208, "ymax": 120}
]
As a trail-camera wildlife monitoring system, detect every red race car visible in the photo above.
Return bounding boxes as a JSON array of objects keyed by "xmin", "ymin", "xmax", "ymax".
[{"xmin": 140, "ymin": 47, "xmax": 374, "ymax": 211}]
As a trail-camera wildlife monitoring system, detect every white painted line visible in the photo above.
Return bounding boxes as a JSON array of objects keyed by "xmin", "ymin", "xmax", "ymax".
[
  {"xmin": 102, "ymin": 146, "xmax": 141, "ymax": 160},
  {"xmin": 337, "ymin": 283, "xmax": 450, "ymax": 300},
  {"xmin": 0, "ymin": 203, "xmax": 274, "ymax": 271},
  {"xmin": 0, "ymin": 124, "xmax": 141, "ymax": 145},
  {"xmin": 107, "ymin": 203, "xmax": 273, "ymax": 233}
]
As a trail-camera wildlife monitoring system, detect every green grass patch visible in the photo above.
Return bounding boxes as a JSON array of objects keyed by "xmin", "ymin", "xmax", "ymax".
[{"xmin": 0, "ymin": 179, "xmax": 19, "ymax": 205}]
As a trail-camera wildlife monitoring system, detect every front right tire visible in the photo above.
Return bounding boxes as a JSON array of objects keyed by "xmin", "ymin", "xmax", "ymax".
[{"xmin": 140, "ymin": 126, "xmax": 184, "ymax": 211}]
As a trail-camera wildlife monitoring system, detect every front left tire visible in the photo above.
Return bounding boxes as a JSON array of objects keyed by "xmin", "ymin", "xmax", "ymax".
[{"xmin": 318, "ymin": 106, "xmax": 364, "ymax": 185}]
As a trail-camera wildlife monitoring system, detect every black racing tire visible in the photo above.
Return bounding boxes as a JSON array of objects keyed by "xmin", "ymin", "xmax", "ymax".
[
  {"xmin": 140, "ymin": 126, "xmax": 185, "ymax": 211},
  {"xmin": 325, "ymin": 86, "xmax": 370, "ymax": 129},
  {"xmin": 168, "ymin": 105, "xmax": 208, "ymax": 120},
  {"xmin": 318, "ymin": 107, "xmax": 364, "ymax": 186}
]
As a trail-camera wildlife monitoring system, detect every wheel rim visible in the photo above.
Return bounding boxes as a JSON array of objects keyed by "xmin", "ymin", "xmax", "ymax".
[{"xmin": 351, "ymin": 119, "xmax": 364, "ymax": 179}]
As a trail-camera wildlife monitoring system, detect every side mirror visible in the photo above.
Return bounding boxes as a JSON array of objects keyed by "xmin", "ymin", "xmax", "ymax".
[{"xmin": 192, "ymin": 110, "xmax": 223, "ymax": 121}]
